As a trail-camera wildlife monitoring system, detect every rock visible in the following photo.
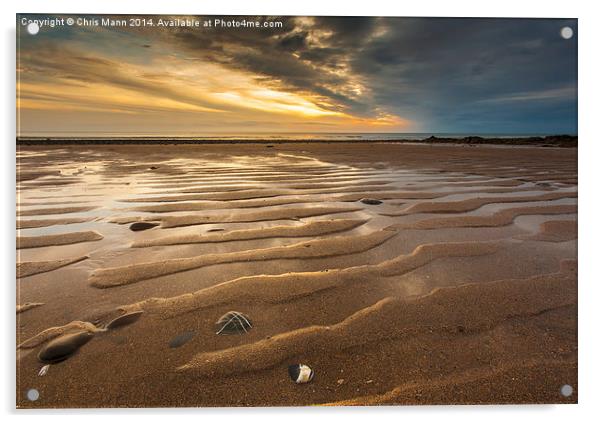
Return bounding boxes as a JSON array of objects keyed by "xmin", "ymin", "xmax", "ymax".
[
  {"xmin": 360, "ymin": 198, "xmax": 383, "ymax": 205},
  {"xmin": 215, "ymin": 311, "xmax": 252, "ymax": 335},
  {"xmin": 38, "ymin": 331, "xmax": 94, "ymax": 364},
  {"xmin": 288, "ymin": 364, "xmax": 314, "ymax": 384},
  {"xmin": 337, "ymin": 378, "xmax": 345, "ymax": 385},
  {"xmin": 149, "ymin": 166, "xmax": 158, "ymax": 170},
  {"xmin": 106, "ymin": 311, "xmax": 144, "ymax": 329},
  {"xmin": 169, "ymin": 331, "xmax": 195, "ymax": 348},
  {"xmin": 129, "ymin": 222, "xmax": 159, "ymax": 232}
]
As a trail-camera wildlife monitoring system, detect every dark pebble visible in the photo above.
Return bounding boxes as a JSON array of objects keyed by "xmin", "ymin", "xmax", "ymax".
[
  {"xmin": 106, "ymin": 311, "xmax": 144, "ymax": 329},
  {"xmin": 169, "ymin": 331, "xmax": 196, "ymax": 348},
  {"xmin": 129, "ymin": 222, "xmax": 159, "ymax": 231},
  {"xmin": 149, "ymin": 166, "xmax": 158, "ymax": 170},
  {"xmin": 360, "ymin": 198, "xmax": 383, "ymax": 205},
  {"xmin": 38, "ymin": 331, "xmax": 94, "ymax": 364},
  {"xmin": 288, "ymin": 364, "xmax": 301, "ymax": 381}
]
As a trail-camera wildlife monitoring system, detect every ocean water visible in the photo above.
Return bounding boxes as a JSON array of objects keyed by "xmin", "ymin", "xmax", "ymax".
[{"xmin": 18, "ymin": 132, "xmax": 560, "ymax": 141}]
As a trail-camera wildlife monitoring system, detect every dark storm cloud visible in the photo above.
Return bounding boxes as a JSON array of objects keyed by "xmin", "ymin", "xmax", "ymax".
[
  {"xmin": 158, "ymin": 16, "xmax": 577, "ymax": 132},
  {"xmin": 157, "ymin": 16, "xmax": 379, "ymax": 117}
]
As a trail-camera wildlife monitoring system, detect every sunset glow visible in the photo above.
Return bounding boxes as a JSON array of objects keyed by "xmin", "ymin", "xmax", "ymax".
[{"xmin": 17, "ymin": 15, "xmax": 577, "ymax": 136}]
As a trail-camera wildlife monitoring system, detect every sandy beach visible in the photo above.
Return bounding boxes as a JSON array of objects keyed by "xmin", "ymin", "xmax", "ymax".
[{"xmin": 16, "ymin": 142, "xmax": 577, "ymax": 407}]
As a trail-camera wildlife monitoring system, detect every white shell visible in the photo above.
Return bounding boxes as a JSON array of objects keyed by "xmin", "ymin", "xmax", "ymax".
[
  {"xmin": 215, "ymin": 311, "xmax": 252, "ymax": 335},
  {"xmin": 296, "ymin": 365, "xmax": 314, "ymax": 383},
  {"xmin": 288, "ymin": 364, "xmax": 315, "ymax": 384},
  {"xmin": 38, "ymin": 364, "xmax": 50, "ymax": 377}
]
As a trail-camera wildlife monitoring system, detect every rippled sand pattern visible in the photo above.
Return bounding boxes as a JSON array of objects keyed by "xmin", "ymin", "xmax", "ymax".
[{"xmin": 16, "ymin": 143, "xmax": 577, "ymax": 407}]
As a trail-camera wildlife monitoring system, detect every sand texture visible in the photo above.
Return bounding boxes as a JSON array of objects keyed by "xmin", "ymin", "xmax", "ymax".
[
  {"xmin": 16, "ymin": 143, "xmax": 577, "ymax": 407},
  {"xmin": 131, "ymin": 219, "xmax": 367, "ymax": 247},
  {"xmin": 17, "ymin": 206, "xmax": 97, "ymax": 217},
  {"xmin": 17, "ymin": 303, "xmax": 45, "ymax": 314},
  {"xmin": 17, "ymin": 256, "xmax": 89, "ymax": 278},
  {"xmin": 17, "ymin": 217, "xmax": 94, "ymax": 229},
  {"xmin": 17, "ymin": 231, "xmax": 103, "ymax": 249},
  {"xmin": 516, "ymin": 220, "xmax": 578, "ymax": 242}
]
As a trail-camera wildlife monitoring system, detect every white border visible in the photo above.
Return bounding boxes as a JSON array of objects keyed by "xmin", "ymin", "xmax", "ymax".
[{"xmin": 3, "ymin": 1, "xmax": 600, "ymax": 422}]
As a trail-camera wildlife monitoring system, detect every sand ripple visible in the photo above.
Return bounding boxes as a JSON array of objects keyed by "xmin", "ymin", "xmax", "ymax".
[
  {"xmin": 17, "ymin": 255, "xmax": 89, "ymax": 278},
  {"xmin": 17, "ymin": 231, "xmax": 103, "ymax": 249},
  {"xmin": 158, "ymin": 206, "xmax": 362, "ymax": 228},
  {"xmin": 118, "ymin": 240, "xmax": 501, "ymax": 318},
  {"xmin": 396, "ymin": 204, "xmax": 577, "ymax": 230},
  {"xmin": 387, "ymin": 191, "xmax": 577, "ymax": 215},
  {"xmin": 90, "ymin": 229, "xmax": 396, "ymax": 288},
  {"xmin": 17, "ymin": 217, "xmax": 93, "ymax": 229},
  {"xmin": 17, "ymin": 205, "xmax": 97, "ymax": 217},
  {"xmin": 179, "ymin": 266, "xmax": 575, "ymax": 376},
  {"xmin": 132, "ymin": 218, "xmax": 367, "ymax": 247}
]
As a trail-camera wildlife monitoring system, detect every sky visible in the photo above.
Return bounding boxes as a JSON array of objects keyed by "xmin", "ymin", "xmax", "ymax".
[{"xmin": 17, "ymin": 15, "xmax": 577, "ymax": 137}]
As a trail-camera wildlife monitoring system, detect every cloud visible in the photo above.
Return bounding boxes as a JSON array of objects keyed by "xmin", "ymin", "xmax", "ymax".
[
  {"xmin": 17, "ymin": 14, "xmax": 577, "ymax": 134},
  {"xmin": 477, "ymin": 86, "xmax": 576, "ymax": 104}
]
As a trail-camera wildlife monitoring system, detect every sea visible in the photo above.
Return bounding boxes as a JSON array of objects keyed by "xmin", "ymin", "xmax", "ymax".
[{"xmin": 17, "ymin": 132, "xmax": 563, "ymax": 141}]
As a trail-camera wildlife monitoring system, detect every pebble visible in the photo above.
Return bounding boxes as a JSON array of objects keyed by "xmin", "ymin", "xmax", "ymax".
[
  {"xmin": 360, "ymin": 198, "xmax": 383, "ymax": 205},
  {"xmin": 106, "ymin": 310, "xmax": 144, "ymax": 329},
  {"xmin": 129, "ymin": 222, "xmax": 159, "ymax": 232},
  {"xmin": 38, "ymin": 331, "xmax": 94, "ymax": 364},
  {"xmin": 288, "ymin": 364, "xmax": 314, "ymax": 384}
]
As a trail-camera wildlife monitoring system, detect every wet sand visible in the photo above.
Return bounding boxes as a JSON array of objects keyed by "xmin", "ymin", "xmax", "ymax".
[{"xmin": 16, "ymin": 142, "xmax": 577, "ymax": 407}]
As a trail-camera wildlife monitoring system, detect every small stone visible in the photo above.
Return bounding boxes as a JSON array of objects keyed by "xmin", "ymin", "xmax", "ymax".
[
  {"xmin": 360, "ymin": 198, "xmax": 383, "ymax": 205},
  {"xmin": 106, "ymin": 311, "xmax": 144, "ymax": 330},
  {"xmin": 38, "ymin": 331, "xmax": 94, "ymax": 364},
  {"xmin": 288, "ymin": 364, "xmax": 314, "ymax": 384},
  {"xmin": 149, "ymin": 166, "xmax": 158, "ymax": 170},
  {"xmin": 337, "ymin": 378, "xmax": 345, "ymax": 385},
  {"xmin": 129, "ymin": 222, "xmax": 159, "ymax": 232}
]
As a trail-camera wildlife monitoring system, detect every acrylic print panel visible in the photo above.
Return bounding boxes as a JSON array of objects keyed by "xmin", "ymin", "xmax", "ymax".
[{"xmin": 16, "ymin": 15, "xmax": 577, "ymax": 408}]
